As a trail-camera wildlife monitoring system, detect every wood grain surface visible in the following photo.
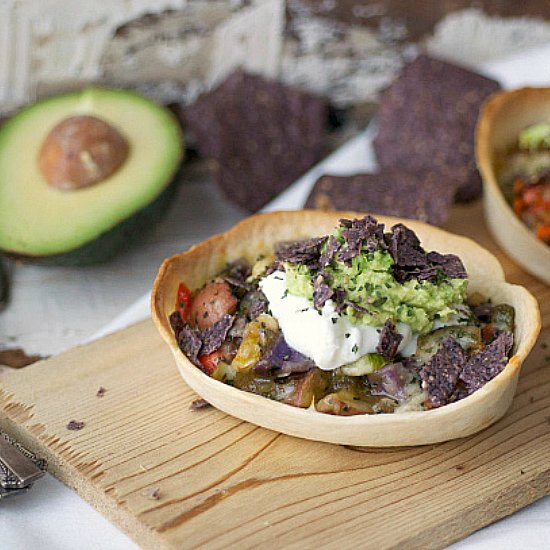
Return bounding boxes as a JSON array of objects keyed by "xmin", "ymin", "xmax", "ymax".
[{"xmin": 0, "ymin": 201, "xmax": 549, "ymax": 550}]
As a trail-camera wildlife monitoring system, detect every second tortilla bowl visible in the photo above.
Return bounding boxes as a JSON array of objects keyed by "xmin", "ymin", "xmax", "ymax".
[{"xmin": 151, "ymin": 210, "xmax": 540, "ymax": 447}]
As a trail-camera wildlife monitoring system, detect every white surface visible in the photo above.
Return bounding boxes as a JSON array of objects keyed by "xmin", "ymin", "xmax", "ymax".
[
  {"xmin": 0, "ymin": 0, "xmax": 284, "ymax": 113},
  {"xmin": 0, "ymin": 0, "xmax": 187, "ymax": 110},
  {"xmin": 2, "ymin": 46, "xmax": 550, "ymax": 549}
]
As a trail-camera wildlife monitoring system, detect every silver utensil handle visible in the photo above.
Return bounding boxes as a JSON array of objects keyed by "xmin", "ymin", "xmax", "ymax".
[{"xmin": 0, "ymin": 431, "xmax": 46, "ymax": 498}]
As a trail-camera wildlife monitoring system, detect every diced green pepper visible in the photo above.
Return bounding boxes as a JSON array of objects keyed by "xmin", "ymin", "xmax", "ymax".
[
  {"xmin": 415, "ymin": 325, "xmax": 482, "ymax": 362},
  {"xmin": 340, "ymin": 353, "xmax": 389, "ymax": 376}
]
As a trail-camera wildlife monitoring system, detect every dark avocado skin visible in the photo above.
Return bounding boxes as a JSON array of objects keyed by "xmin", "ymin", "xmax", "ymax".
[{"xmin": 10, "ymin": 178, "xmax": 180, "ymax": 266}]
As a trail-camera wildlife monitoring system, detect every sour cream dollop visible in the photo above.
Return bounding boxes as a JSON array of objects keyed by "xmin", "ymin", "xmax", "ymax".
[{"xmin": 259, "ymin": 271, "xmax": 416, "ymax": 371}]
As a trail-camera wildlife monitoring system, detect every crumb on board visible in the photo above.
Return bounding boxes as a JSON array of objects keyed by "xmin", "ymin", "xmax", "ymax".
[
  {"xmin": 142, "ymin": 487, "xmax": 161, "ymax": 500},
  {"xmin": 66, "ymin": 420, "xmax": 85, "ymax": 431},
  {"xmin": 96, "ymin": 386, "xmax": 107, "ymax": 398},
  {"xmin": 190, "ymin": 398, "xmax": 211, "ymax": 411}
]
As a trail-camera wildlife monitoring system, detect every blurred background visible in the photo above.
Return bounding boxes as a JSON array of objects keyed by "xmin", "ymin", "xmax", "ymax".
[{"xmin": 3, "ymin": 1, "xmax": 550, "ymax": 115}]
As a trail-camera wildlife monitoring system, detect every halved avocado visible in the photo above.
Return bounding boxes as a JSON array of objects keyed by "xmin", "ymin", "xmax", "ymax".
[{"xmin": 0, "ymin": 87, "xmax": 184, "ymax": 265}]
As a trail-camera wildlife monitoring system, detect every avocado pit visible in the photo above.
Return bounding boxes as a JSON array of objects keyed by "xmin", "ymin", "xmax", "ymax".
[{"xmin": 38, "ymin": 115, "xmax": 130, "ymax": 190}]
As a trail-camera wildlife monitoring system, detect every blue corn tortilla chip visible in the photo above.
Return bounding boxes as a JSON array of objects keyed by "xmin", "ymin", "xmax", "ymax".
[
  {"xmin": 319, "ymin": 235, "xmax": 341, "ymax": 267},
  {"xmin": 185, "ymin": 70, "xmax": 328, "ymax": 212},
  {"xmin": 200, "ymin": 314, "xmax": 235, "ymax": 356},
  {"xmin": 420, "ymin": 337, "xmax": 466, "ymax": 409},
  {"xmin": 459, "ymin": 331, "xmax": 513, "ymax": 394},
  {"xmin": 275, "ymin": 236, "xmax": 327, "ymax": 269},
  {"xmin": 387, "ymin": 223, "xmax": 427, "ymax": 268},
  {"xmin": 376, "ymin": 319, "xmax": 403, "ymax": 359},
  {"xmin": 427, "ymin": 251, "xmax": 467, "ymax": 279},
  {"xmin": 313, "ymin": 274, "xmax": 334, "ymax": 310},
  {"xmin": 177, "ymin": 326, "xmax": 202, "ymax": 367},
  {"xmin": 305, "ymin": 170, "xmax": 456, "ymax": 225},
  {"xmin": 387, "ymin": 224, "xmax": 467, "ymax": 284},
  {"xmin": 373, "ymin": 54, "xmax": 501, "ymax": 203}
]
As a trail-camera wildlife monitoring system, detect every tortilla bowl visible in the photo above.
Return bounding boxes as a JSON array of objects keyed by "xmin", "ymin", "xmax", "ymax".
[
  {"xmin": 151, "ymin": 210, "xmax": 540, "ymax": 447},
  {"xmin": 476, "ymin": 87, "xmax": 550, "ymax": 284}
]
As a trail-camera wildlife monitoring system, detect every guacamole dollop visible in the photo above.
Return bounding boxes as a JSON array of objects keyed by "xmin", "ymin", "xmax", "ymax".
[
  {"xmin": 518, "ymin": 122, "xmax": 550, "ymax": 151},
  {"xmin": 284, "ymin": 222, "xmax": 468, "ymax": 334}
]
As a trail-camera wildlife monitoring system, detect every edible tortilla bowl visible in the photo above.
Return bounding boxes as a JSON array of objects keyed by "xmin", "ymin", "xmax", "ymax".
[
  {"xmin": 151, "ymin": 211, "xmax": 540, "ymax": 447},
  {"xmin": 476, "ymin": 87, "xmax": 550, "ymax": 284}
]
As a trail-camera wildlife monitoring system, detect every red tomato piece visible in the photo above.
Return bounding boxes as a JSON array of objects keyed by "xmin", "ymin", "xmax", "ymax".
[
  {"xmin": 176, "ymin": 282, "xmax": 193, "ymax": 322},
  {"xmin": 199, "ymin": 351, "xmax": 222, "ymax": 375}
]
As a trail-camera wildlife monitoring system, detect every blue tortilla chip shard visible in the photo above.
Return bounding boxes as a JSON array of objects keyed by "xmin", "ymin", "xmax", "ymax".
[
  {"xmin": 313, "ymin": 274, "xmax": 333, "ymax": 310},
  {"xmin": 427, "ymin": 251, "xmax": 467, "ymax": 279},
  {"xmin": 373, "ymin": 54, "xmax": 501, "ymax": 202},
  {"xmin": 387, "ymin": 223, "xmax": 427, "ymax": 268},
  {"xmin": 239, "ymin": 289, "xmax": 268, "ymax": 321},
  {"xmin": 419, "ymin": 337, "xmax": 466, "ymax": 409},
  {"xmin": 200, "ymin": 314, "xmax": 235, "ymax": 356},
  {"xmin": 169, "ymin": 311, "xmax": 184, "ymax": 337},
  {"xmin": 177, "ymin": 326, "xmax": 203, "ymax": 367},
  {"xmin": 184, "ymin": 70, "xmax": 328, "ymax": 212},
  {"xmin": 304, "ymin": 170, "xmax": 455, "ymax": 225},
  {"xmin": 459, "ymin": 331, "xmax": 513, "ymax": 394},
  {"xmin": 376, "ymin": 319, "xmax": 403, "ymax": 359},
  {"xmin": 338, "ymin": 216, "xmax": 386, "ymax": 262},
  {"xmin": 319, "ymin": 235, "xmax": 341, "ymax": 267},
  {"xmin": 386, "ymin": 223, "xmax": 468, "ymax": 283},
  {"xmin": 275, "ymin": 236, "xmax": 327, "ymax": 269}
]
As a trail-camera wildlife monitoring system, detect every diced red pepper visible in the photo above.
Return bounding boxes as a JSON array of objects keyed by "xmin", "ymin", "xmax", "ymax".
[
  {"xmin": 176, "ymin": 282, "xmax": 193, "ymax": 322},
  {"xmin": 198, "ymin": 351, "xmax": 222, "ymax": 375},
  {"xmin": 513, "ymin": 196, "xmax": 525, "ymax": 215},
  {"xmin": 536, "ymin": 224, "xmax": 550, "ymax": 242},
  {"xmin": 481, "ymin": 324, "xmax": 498, "ymax": 344}
]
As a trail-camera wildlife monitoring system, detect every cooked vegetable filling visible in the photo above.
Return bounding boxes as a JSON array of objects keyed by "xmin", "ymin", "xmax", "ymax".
[
  {"xmin": 500, "ymin": 122, "xmax": 550, "ymax": 244},
  {"xmin": 170, "ymin": 216, "xmax": 514, "ymax": 415}
]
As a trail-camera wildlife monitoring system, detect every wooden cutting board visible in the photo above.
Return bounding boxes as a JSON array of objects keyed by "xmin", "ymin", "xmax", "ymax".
[{"xmin": 1, "ymin": 202, "xmax": 549, "ymax": 550}]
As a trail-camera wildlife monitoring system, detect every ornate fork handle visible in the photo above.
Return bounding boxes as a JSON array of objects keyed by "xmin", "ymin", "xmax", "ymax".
[{"xmin": 0, "ymin": 431, "xmax": 47, "ymax": 500}]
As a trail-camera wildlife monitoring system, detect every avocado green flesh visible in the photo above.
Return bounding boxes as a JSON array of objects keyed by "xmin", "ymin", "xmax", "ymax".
[
  {"xmin": 0, "ymin": 87, "xmax": 183, "ymax": 257},
  {"xmin": 11, "ymin": 179, "xmax": 180, "ymax": 266}
]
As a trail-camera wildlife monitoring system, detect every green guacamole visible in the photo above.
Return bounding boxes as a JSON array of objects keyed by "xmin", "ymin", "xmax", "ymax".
[
  {"xmin": 285, "ymin": 247, "xmax": 467, "ymax": 335},
  {"xmin": 518, "ymin": 122, "xmax": 550, "ymax": 151}
]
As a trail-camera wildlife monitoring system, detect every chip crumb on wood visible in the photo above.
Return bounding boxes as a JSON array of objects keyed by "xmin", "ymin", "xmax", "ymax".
[
  {"xmin": 66, "ymin": 420, "xmax": 85, "ymax": 431},
  {"xmin": 96, "ymin": 386, "xmax": 107, "ymax": 397},
  {"xmin": 142, "ymin": 487, "xmax": 161, "ymax": 500},
  {"xmin": 190, "ymin": 398, "xmax": 211, "ymax": 410}
]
